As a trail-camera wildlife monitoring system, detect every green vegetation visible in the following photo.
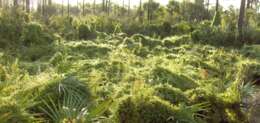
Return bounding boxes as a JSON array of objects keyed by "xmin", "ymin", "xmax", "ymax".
[{"xmin": 0, "ymin": 0, "xmax": 260, "ymax": 123}]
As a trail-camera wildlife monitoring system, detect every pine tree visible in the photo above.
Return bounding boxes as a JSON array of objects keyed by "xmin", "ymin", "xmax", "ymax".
[{"xmin": 238, "ymin": 0, "xmax": 246, "ymax": 42}]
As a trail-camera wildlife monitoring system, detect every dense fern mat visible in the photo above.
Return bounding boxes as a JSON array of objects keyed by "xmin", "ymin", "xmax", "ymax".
[{"xmin": 0, "ymin": 31, "xmax": 259, "ymax": 123}]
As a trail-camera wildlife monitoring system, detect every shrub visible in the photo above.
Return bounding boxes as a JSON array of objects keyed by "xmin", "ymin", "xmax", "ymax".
[
  {"xmin": 78, "ymin": 24, "xmax": 96, "ymax": 40},
  {"xmin": 191, "ymin": 21, "xmax": 236, "ymax": 46},
  {"xmin": 172, "ymin": 21, "xmax": 192, "ymax": 35},
  {"xmin": 131, "ymin": 34, "xmax": 162, "ymax": 50},
  {"xmin": 244, "ymin": 27, "xmax": 260, "ymax": 44},
  {"xmin": 106, "ymin": 61, "xmax": 126, "ymax": 83},
  {"xmin": 154, "ymin": 84, "xmax": 189, "ymax": 104},
  {"xmin": 21, "ymin": 22, "xmax": 45, "ymax": 45},
  {"xmin": 0, "ymin": 10, "xmax": 28, "ymax": 45},
  {"xmin": 48, "ymin": 16, "xmax": 77, "ymax": 40},
  {"xmin": 32, "ymin": 76, "xmax": 93, "ymax": 122},
  {"xmin": 116, "ymin": 94, "xmax": 206, "ymax": 123},
  {"xmin": 150, "ymin": 67, "xmax": 197, "ymax": 90},
  {"xmin": 163, "ymin": 35, "xmax": 191, "ymax": 48},
  {"xmin": 117, "ymin": 95, "xmax": 177, "ymax": 123},
  {"xmin": 0, "ymin": 104, "xmax": 34, "ymax": 123},
  {"xmin": 20, "ymin": 44, "xmax": 56, "ymax": 61},
  {"xmin": 70, "ymin": 43, "xmax": 111, "ymax": 59}
]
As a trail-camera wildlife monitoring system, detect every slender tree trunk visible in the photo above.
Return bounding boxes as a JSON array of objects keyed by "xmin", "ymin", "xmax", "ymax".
[
  {"xmin": 22, "ymin": 0, "xmax": 25, "ymax": 10},
  {"xmin": 68, "ymin": 0, "xmax": 70, "ymax": 16},
  {"xmin": 26, "ymin": 0, "xmax": 30, "ymax": 13},
  {"xmin": 247, "ymin": 0, "xmax": 251, "ymax": 8},
  {"xmin": 62, "ymin": 0, "xmax": 64, "ymax": 15},
  {"xmin": 147, "ymin": 0, "xmax": 151, "ymax": 22},
  {"xmin": 206, "ymin": 0, "xmax": 210, "ymax": 11},
  {"xmin": 216, "ymin": 0, "xmax": 219, "ymax": 12},
  {"xmin": 102, "ymin": 0, "xmax": 105, "ymax": 11},
  {"xmin": 123, "ymin": 0, "xmax": 124, "ymax": 8},
  {"xmin": 48, "ymin": 0, "xmax": 52, "ymax": 5},
  {"xmin": 128, "ymin": 0, "xmax": 130, "ymax": 15},
  {"xmin": 13, "ymin": 0, "xmax": 18, "ymax": 8},
  {"xmin": 42, "ymin": 0, "xmax": 45, "ymax": 16},
  {"xmin": 139, "ymin": 0, "xmax": 142, "ymax": 20},
  {"xmin": 107, "ymin": 0, "xmax": 111, "ymax": 15},
  {"xmin": 238, "ymin": 0, "xmax": 246, "ymax": 42},
  {"xmin": 83, "ymin": 0, "xmax": 85, "ymax": 15},
  {"xmin": 122, "ymin": 0, "xmax": 124, "ymax": 15},
  {"xmin": 211, "ymin": 0, "xmax": 220, "ymax": 26},
  {"xmin": 105, "ymin": 0, "xmax": 108, "ymax": 13},
  {"xmin": 77, "ymin": 0, "xmax": 78, "ymax": 9},
  {"xmin": 93, "ymin": 0, "xmax": 96, "ymax": 14}
]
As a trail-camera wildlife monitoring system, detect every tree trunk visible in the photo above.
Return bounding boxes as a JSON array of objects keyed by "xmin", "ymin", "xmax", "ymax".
[
  {"xmin": 102, "ymin": 0, "xmax": 105, "ymax": 11},
  {"xmin": 83, "ymin": 0, "xmax": 85, "ymax": 15},
  {"xmin": 0, "ymin": 0, "xmax": 2, "ymax": 8},
  {"xmin": 211, "ymin": 0, "xmax": 221, "ymax": 26},
  {"xmin": 62, "ymin": 0, "xmax": 64, "ymax": 15},
  {"xmin": 67, "ymin": 0, "xmax": 70, "ymax": 16},
  {"xmin": 147, "ymin": 0, "xmax": 151, "ymax": 22},
  {"xmin": 93, "ymin": 0, "xmax": 96, "ymax": 14},
  {"xmin": 247, "ymin": 0, "xmax": 251, "ymax": 8},
  {"xmin": 206, "ymin": 0, "xmax": 210, "ymax": 11},
  {"xmin": 128, "ymin": 0, "xmax": 130, "ymax": 15},
  {"xmin": 139, "ymin": 0, "xmax": 142, "ymax": 20},
  {"xmin": 77, "ymin": 0, "xmax": 78, "ymax": 9},
  {"xmin": 48, "ymin": 0, "xmax": 52, "ymax": 5},
  {"xmin": 107, "ymin": 0, "xmax": 111, "ymax": 15},
  {"xmin": 238, "ymin": 0, "xmax": 246, "ymax": 42},
  {"xmin": 216, "ymin": 0, "xmax": 219, "ymax": 12},
  {"xmin": 13, "ymin": 0, "xmax": 18, "ymax": 7},
  {"xmin": 42, "ymin": 0, "xmax": 45, "ymax": 16},
  {"xmin": 26, "ymin": 0, "xmax": 30, "ymax": 13}
]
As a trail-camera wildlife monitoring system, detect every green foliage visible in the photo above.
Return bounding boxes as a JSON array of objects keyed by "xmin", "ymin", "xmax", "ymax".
[
  {"xmin": 0, "ymin": 10, "xmax": 29, "ymax": 45},
  {"xmin": 211, "ymin": 11, "xmax": 221, "ymax": 26},
  {"xmin": 21, "ymin": 22, "xmax": 53, "ymax": 45},
  {"xmin": 151, "ymin": 67, "xmax": 197, "ymax": 90},
  {"xmin": 191, "ymin": 21, "xmax": 237, "ymax": 45},
  {"xmin": 32, "ymin": 76, "xmax": 93, "ymax": 122},
  {"xmin": 0, "ymin": 6, "xmax": 260, "ymax": 122},
  {"xmin": 116, "ymin": 95, "xmax": 177, "ymax": 123},
  {"xmin": 154, "ymin": 84, "xmax": 189, "ymax": 104},
  {"xmin": 0, "ymin": 102, "xmax": 35, "ymax": 123},
  {"xmin": 78, "ymin": 24, "xmax": 97, "ymax": 40},
  {"xmin": 172, "ymin": 22, "xmax": 193, "ymax": 35},
  {"xmin": 49, "ymin": 16, "xmax": 77, "ymax": 40}
]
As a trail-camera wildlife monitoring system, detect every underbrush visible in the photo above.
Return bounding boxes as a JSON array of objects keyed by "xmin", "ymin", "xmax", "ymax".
[{"xmin": 0, "ymin": 31, "xmax": 259, "ymax": 123}]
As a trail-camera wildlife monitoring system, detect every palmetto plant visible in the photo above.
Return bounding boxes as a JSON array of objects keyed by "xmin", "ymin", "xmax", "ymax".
[{"xmin": 40, "ymin": 92, "xmax": 113, "ymax": 123}]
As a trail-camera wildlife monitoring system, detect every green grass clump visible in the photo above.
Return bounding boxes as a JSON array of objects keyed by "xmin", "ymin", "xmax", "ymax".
[
  {"xmin": 0, "ymin": 103, "xmax": 35, "ymax": 123},
  {"xmin": 151, "ymin": 67, "xmax": 197, "ymax": 90},
  {"xmin": 117, "ymin": 95, "xmax": 190, "ymax": 123},
  {"xmin": 31, "ymin": 76, "xmax": 93, "ymax": 122},
  {"xmin": 154, "ymin": 84, "xmax": 189, "ymax": 104},
  {"xmin": 78, "ymin": 24, "xmax": 97, "ymax": 40}
]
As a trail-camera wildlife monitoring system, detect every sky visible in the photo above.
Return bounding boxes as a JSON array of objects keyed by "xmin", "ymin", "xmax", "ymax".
[{"xmin": 52, "ymin": 0, "xmax": 241, "ymax": 8}]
